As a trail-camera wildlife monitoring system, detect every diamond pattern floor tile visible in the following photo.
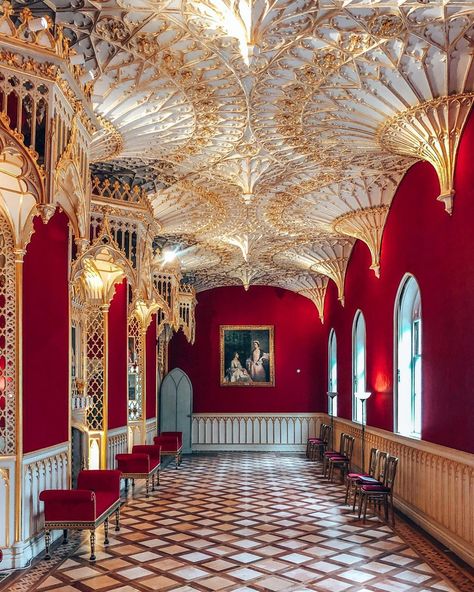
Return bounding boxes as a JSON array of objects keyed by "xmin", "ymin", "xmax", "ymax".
[{"xmin": 2, "ymin": 452, "xmax": 472, "ymax": 592}]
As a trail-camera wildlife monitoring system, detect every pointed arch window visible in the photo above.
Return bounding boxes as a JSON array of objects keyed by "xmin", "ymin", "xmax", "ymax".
[
  {"xmin": 328, "ymin": 329, "xmax": 337, "ymax": 416},
  {"xmin": 395, "ymin": 275, "xmax": 422, "ymax": 438},
  {"xmin": 352, "ymin": 311, "xmax": 366, "ymax": 423}
]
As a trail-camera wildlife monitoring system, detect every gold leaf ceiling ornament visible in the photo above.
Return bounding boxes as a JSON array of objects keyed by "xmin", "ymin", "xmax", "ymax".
[
  {"xmin": 296, "ymin": 275, "xmax": 329, "ymax": 324},
  {"xmin": 333, "ymin": 206, "xmax": 390, "ymax": 279},
  {"xmin": 29, "ymin": 0, "xmax": 474, "ymax": 295},
  {"xmin": 377, "ymin": 93, "xmax": 474, "ymax": 215}
]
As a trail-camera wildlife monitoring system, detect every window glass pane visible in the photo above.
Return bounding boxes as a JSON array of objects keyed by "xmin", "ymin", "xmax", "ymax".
[
  {"xmin": 328, "ymin": 330, "xmax": 337, "ymax": 416},
  {"xmin": 353, "ymin": 313, "xmax": 365, "ymax": 422},
  {"xmin": 396, "ymin": 277, "xmax": 422, "ymax": 438}
]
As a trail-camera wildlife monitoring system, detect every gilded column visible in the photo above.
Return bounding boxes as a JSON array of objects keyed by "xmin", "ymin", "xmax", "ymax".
[{"xmin": 13, "ymin": 248, "xmax": 24, "ymax": 544}]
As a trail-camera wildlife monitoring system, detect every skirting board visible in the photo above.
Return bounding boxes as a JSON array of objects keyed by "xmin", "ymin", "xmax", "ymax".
[{"xmin": 394, "ymin": 496, "xmax": 474, "ymax": 568}]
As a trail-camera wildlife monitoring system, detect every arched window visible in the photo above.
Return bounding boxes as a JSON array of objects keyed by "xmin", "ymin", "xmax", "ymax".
[
  {"xmin": 328, "ymin": 329, "xmax": 337, "ymax": 416},
  {"xmin": 352, "ymin": 311, "xmax": 366, "ymax": 423},
  {"xmin": 395, "ymin": 275, "xmax": 422, "ymax": 438}
]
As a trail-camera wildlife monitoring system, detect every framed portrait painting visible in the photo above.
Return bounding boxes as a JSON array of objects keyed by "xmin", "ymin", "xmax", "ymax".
[{"xmin": 220, "ymin": 325, "xmax": 274, "ymax": 387}]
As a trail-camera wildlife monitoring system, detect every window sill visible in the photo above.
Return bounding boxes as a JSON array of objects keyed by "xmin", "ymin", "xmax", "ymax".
[{"xmin": 396, "ymin": 431, "xmax": 421, "ymax": 440}]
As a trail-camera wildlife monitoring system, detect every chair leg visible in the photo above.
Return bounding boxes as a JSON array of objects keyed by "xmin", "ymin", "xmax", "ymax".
[
  {"xmin": 151, "ymin": 473, "xmax": 155, "ymax": 492},
  {"xmin": 344, "ymin": 479, "xmax": 351, "ymax": 504},
  {"xmin": 104, "ymin": 517, "xmax": 109, "ymax": 545},
  {"xmin": 157, "ymin": 470, "xmax": 160, "ymax": 486},
  {"xmin": 89, "ymin": 529, "xmax": 96, "ymax": 561},
  {"xmin": 145, "ymin": 477, "xmax": 149, "ymax": 498},
  {"xmin": 352, "ymin": 487, "xmax": 358, "ymax": 512},
  {"xmin": 62, "ymin": 529, "xmax": 68, "ymax": 545},
  {"xmin": 363, "ymin": 495, "xmax": 369, "ymax": 523},
  {"xmin": 390, "ymin": 494, "xmax": 395, "ymax": 526},
  {"xmin": 44, "ymin": 529, "xmax": 51, "ymax": 560},
  {"xmin": 358, "ymin": 493, "xmax": 364, "ymax": 520},
  {"xmin": 175, "ymin": 453, "xmax": 179, "ymax": 469},
  {"xmin": 115, "ymin": 507, "xmax": 120, "ymax": 532}
]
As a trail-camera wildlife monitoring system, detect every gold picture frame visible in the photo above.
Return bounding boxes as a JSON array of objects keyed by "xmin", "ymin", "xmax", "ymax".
[{"xmin": 220, "ymin": 325, "xmax": 275, "ymax": 387}]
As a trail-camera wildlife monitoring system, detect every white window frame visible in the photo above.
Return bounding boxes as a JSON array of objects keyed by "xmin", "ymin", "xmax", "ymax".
[
  {"xmin": 394, "ymin": 274, "xmax": 422, "ymax": 439},
  {"xmin": 352, "ymin": 311, "xmax": 366, "ymax": 423},
  {"xmin": 328, "ymin": 329, "xmax": 337, "ymax": 416}
]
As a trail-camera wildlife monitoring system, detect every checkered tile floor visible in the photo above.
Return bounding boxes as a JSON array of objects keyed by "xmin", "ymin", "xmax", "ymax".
[{"xmin": 3, "ymin": 452, "xmax": 469, "ymax": 592}]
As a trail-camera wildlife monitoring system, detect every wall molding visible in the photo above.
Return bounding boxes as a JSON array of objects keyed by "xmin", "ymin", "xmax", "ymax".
[{"xmin": 192, "ymin": 413, "xmax": 321, "ymax": 451}]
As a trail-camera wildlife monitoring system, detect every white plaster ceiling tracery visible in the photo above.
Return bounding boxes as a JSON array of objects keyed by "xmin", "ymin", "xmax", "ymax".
[{"xmin": 36, "ymin": 0, "xmax": 474, "ymax": 306}]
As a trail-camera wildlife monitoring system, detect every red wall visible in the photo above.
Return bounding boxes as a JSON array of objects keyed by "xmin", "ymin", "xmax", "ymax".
[
  {"xmin": 322, "ymin": 110, "xmax": 474, "ymax": 455},
  {"xmin": 146, "ymin": 314, "xmax": 157, "ymax": 419},
  {"xmin": 23, "ymin": 211, "xmax": 70, "ymax": 453},
  {"xmin": 170, "ymin": 286, "xmax": 324, "ymax": 413},
  {"xmin": 108, "ymin": 280, "xmax": 128, "ymax": 430}
]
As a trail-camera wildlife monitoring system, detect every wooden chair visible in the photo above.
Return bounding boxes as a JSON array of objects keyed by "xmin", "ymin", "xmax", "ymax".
[
  {"xmin": 322, "ymin": 432, "xmax": 347, "ymax": 478},
  {"xmin": 306, "ymin": 423, "xmax": 326, "ymax": 458},
  {"xmin": 308, "ymin": 424, "xmax": 331, "ymax": 461},
  {"xmin": 345, "ymin": 447, "xmax": 379, "ymax": 504},
  {"xmin": 351, "ymin": 451, "xmax": 388, "ymax": 512},
  {"xmin": 328, "ymin": 435, "xmax": 355, "ymax": 482},
  {"xmin": 357, "ymin": 455, "xmax": 399, "ymax": 525}
]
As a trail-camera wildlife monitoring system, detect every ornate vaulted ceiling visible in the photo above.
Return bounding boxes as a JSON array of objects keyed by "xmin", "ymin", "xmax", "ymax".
[{"xmin": 21, "ymin": 0, "xmax": 474, "ymax": 308}]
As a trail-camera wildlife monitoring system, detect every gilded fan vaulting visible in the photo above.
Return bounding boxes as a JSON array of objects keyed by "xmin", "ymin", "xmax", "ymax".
[{"xmin": 21, "ymin": 0, "xmax": 474, "ymax": 312}]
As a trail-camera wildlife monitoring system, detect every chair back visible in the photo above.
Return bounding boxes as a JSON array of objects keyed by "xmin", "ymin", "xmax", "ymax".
[
  {"xmin": 367, "ymin": 448, "xmax": 379, "ymax": 477},
  {"xmin": 337, "ymin": 432, "xmax": 346, "ymax": 453},
  {"xmin": 384, "ymin": 456, "xmax": 399, "ymax": 490},
  {"xmin": 343, "ymin": 435, "xmax": 355, "ymax": 460},
  {"xmin": 376, "ymin": 451, "xmax": 389, "ymax": 481},
  {"xmin": 318, "ymin": 422, "xmax": 327, "ymax": 439},
  {"xmin": 323, "ymin": 424, "xmax": 332, "ymax": 446}
]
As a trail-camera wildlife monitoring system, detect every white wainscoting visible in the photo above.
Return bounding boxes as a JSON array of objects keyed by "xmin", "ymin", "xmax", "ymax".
[
  {"xmin": 22, "ymin": 442, "xmax": 69, "ymax": 544},
  {"xmin": 107, "ymin": 427, "xmax": 128, "ymax": 469},
  {"xmin": 146, "ymin": 418, "xmax": 157, "ymax": 445},
  {"xmin": 192, "ymin": 413, "xmax": 321, "ymax": 451},
  {"xmin": 331, "ymin": 417, "xmax": 474, "ymax": 568},
  {"xmin": 0, "ymin": 455, "xmax": 15, "ymax": 553},
  {"xmin": 0, "ymin": 442, "xmax": 69, "ymax": 569}
]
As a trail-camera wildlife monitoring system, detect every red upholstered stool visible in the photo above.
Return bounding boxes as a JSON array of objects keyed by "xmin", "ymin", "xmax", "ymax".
[
  {"xmin": 161, "ymin": 431, "xmax": 183, "ymax": 448},
  {"xmin": 40, "ymin": 470, "xmax": 121, "ymax": 561},
  {"xmin": 116, "ymin": 451, "xmax": 160, "ymax": 497},
  {"xmin": 133, "ymin": 444, "xmax": 161, "ymax": 487},
  {"xmin": 154, "ymin": 433, "xmax": 182, "ymax": 469}
]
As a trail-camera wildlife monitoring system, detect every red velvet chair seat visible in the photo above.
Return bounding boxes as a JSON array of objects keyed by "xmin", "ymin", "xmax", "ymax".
[
  {"xmin": 361, "ymin": 484, "xmax": 391, "ymax": 493},
  {"xmin": 40, "ymin": 470, "xmax": 121, "ymax": 562},
  {"xmin": 154, "ymin": 435, "xmax": 182, "ymax": 468},
  {"xmin": 116, "ymin": 452, "xmax": 160, "ymax": 497},
  {"xmin": 347, "ymin": 472, "xmax": 370, "ymax": 479},
  {"xmin": 357, "ymin": 476, "xmax": 381, "ymax": 485},
  {"xmin": 161, "ymin": 431, "xmax": 183, "ymax": 448}
]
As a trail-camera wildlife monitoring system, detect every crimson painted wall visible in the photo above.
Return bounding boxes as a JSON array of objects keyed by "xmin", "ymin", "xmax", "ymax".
[
  {"xmin": 146, "ymin": 314, "xmax": 157, "ymax": 419},
  {"xmin": 322, "ymin": 110, "xmax": 474, "ymax": 455},
  {"xmin": 23, "ymin": 211, "xmax": 69, "ymax": 453},
  {"xmin": 170, "ymin": 286, "xmax": 324, "ymax": 413},
  {"xmin": 108, "ymin": 280, "xmax": 128, "ymax": 430}
]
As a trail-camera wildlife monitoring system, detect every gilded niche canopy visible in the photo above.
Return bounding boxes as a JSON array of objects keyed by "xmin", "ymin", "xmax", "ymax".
[{"xmin": 21, "ymin": 0, "xmax": 474, "ymax": 306}]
